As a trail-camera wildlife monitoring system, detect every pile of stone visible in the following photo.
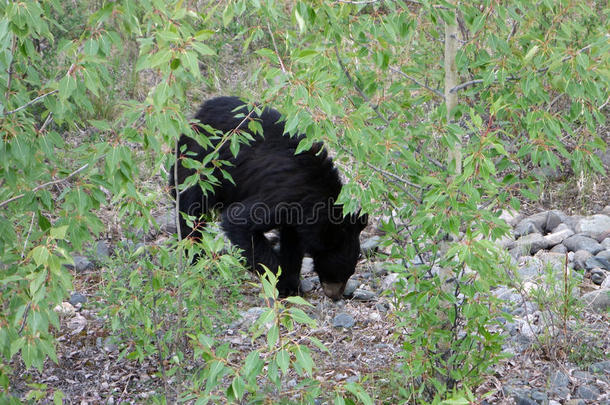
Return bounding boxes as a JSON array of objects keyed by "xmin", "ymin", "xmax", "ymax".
[{"xmin": 503, "ymin": 207, "xmax": 610, "ymax": 291}]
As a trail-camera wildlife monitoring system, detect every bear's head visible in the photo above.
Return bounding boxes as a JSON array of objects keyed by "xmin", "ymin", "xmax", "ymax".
[{"xmin": 314, "ymin": 211, "xmax": 368, "ymax": 300}]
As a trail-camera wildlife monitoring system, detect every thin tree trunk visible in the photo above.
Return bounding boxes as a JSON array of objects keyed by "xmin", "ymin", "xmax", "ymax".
[{"xmin": 444, "ymin": 12, "xmax": 461, "ymax": 175}]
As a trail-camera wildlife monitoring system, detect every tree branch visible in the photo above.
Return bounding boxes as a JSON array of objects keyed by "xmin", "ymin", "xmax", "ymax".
[
  {"xmin": 0, "ymin": 163, "xmax": 89, "ymax": 209},
  {"xmin": 1, "ymin": 90, "xmax": 59, "ymax": 117},
  {"xmin": 334, "ymin": 44, "xmax": 390, "ymax": 126},
  {"xmin": 266, "ymin": 20, "xmax": 287, "ymax": 73},
  {"xmin": 449, "ymin": 43, "xmax": 594, "ymax": 94},
  {"xmin": 388, "ymin": 66, "xmax": 445, "ymax": 99}
]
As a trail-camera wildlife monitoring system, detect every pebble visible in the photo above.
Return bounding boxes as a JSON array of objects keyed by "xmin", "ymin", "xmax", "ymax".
[
  {"xmin": 96, "ymin": 240, "xmax": 113, "ymax": 261},
  {"xmin": 65, "ymin": 255, "xmax": 94, "ymax": 272},
  {"xmin": 351, "ymin": 289, "xmax": 376, "ymax": 301},
  {"xmin": 590, "ymin": 268, "xmax": 606, "ymax": 285},
  {"xmin": 342, "ymin": 279, "xmax": 359, "ymax": 297},
  {"xmin": 69, "ymin": 292, "xmax": 87, "ymax": 306},
  {"xmin": 360, "ymin": 236, "xmax": 381, "ymax": 256},
  {"xmin": 332, "ymin": 312, "xmax": 355, "ymax": 328},
  {"xmin": 300, "ymin": 278, "xmax": 315, "ymax": 293},
  {"xmin": 576, "ymin": 384, "xmax": 600, "ymax": 400}
]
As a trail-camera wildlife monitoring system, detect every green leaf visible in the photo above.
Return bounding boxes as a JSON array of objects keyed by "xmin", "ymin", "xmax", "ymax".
[
  {"xmin": 50, "ymin": 225, "xmax": 69, "ymax": 240},
  {"xmin": 31, "ymin": 246, "xmax": 50, "ymax": 267},
  {"xmin": 275, "ymin": 349, "xmax": 290, "ymax": 374}
]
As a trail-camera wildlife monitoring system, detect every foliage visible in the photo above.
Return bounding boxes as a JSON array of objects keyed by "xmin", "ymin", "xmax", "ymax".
[{"xmin": 0, "ymin": 0, "xmax": 607, "ymax": 403}]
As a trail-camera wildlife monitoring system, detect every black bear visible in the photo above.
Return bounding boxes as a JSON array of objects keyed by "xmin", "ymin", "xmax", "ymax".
[{"xmin": 169, "ymin": 96, "xmax": 367, "ymax": 299}]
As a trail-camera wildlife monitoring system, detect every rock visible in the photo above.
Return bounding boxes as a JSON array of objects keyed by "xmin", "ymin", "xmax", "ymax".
[
  {"xmin": 565, "ymin": 400, "xmax": 586, "ymax": 405},
  {"xmin": 564, "ymin": 215, "xmax": 583, "ymax": 232},
  {"xmin": 352, "ymin": 289, "xmax": 376, "ymax": 301},
  {"xmin": 102, "ymin": 337, "xmax": 118, "ymax": 353},
  {"xmin": 534, "ymin": 251, "xmax": 567, "ymax": 271},
  {"xmin": 601, "ymin": 238, "xmax": 610, "ymax": 250},
  {"xmin": 596, "ymin": 249, "xmax": 610, "ymax": 261},
  {"xmin": 603, "ymin": 206, "xmax": 610, "ymax": 216},
  {"xmin": 573, "ymin": 250, "xmax": 592, "ymax": 270},
  {"xmin": 517, "ymin": 257, "xmax": 543, "ymax": 280},
  {"xmin": 590, "ymin": 268, "xmax": 606, "ymax": 285},
  {"xmin": 587, "ymin": 255, "xmax": 610, "ymax": 270},
  {"xmin": 602, "ymin": 275, "xmax": 610, "ymax": 289},
  {"xmin": 300, "ymin": 278, "xmax": 315, "ymax": 293},
  {"xmin": 545, "ymin": 211, "xmax": 566, "ymax": 233},
  {"xmin": 69, "ymin": 255, "xmax": 94, "ymax": 272},
  {"xmin": 514, "ymin": 220, "xmax": 541, "ymax": 238},
  {"xmin": 95, "ymin": 240, "xmax": 113, "ymax": 261},
  {"xmin": 301, "ymin": 257, "xmax": 314, "ymax": 274},
  {"xmin": 580, "ymin": 288, "xmax": 610, "ymax": 312},
  {"xmin": 69, "ymin": 292, "xmax": 87, "ymax": 306},
  {"xmin": 516, "ymin": 396, "xmax": 537, "ymax": 405},
  {"xmin": 154, "ymin": 210, "xmax": 177, "ymax": 234},
  {"xmin": 381, "ymin": 273, "xmax": 400, "ymax": 290},
  {"xmin": 575, "ymin": 214, "xmax": 610, "ymax": 241},
  {"xmin": 510, "ymin": 233, "xmax": 549, "ymax": 255},
  {"xmin": 499, "ymin": 209, "xmax": 522, "ymax": 227},
  {"xmin": 231, "ymin": 307, "xmax": 267, "ymax": 329},
  {"xmin": 563, "ymin": 234, "xmax": 603, "ymax": 255},
  {"xmin": 54, "ymin": 302, "xmax": 76, "ymax": 316},
  {"xmin": 575, "ymin": 384, "xmax": 600, "ymax": 400},
  {"xmin": 332, "ymin": 313, "xmax": 355, "ymax": 328},
  {"xmin": 550, "ymin": 370, "xmax": 570, "ymax": 390},
  {"xmin": 572, "ymin": 370, "xmax": 594, "ymax": 382},
  {"xmin": 361, "ymin": 236, "xmax": 381, "ymax": 255},
  {"xmin": 530, "ymin": 391, "xmax": 547, "ymax": 403},
  {"xmin": 342, "ymin": 279, "xmax": 359, "ymax": 297},
  {"xmin": 550, "ymin": 244, "xmax": 568, "ymax": 254},
  {"xmin": 588, "ymin": 360, "xmax": 610, "ymax": 374},
  {"xmin": 375, "ymin": 302, "xmax": 390, "ymax": 312},
  {"xmin": 544, "ymin": 228, "xmax": 574, "ymax": 247}
]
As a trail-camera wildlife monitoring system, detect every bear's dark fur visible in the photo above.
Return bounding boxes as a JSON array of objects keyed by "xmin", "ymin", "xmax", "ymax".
[{"xmin": 169, "ymin": 96, "xmax": 367, "ymax": 299}]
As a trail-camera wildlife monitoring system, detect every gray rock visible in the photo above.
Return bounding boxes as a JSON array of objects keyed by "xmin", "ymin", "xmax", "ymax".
[
  {"xmin": 342, "ymin": 279, "xmax": 359, "ymax": 297},
  {"xmin": 375, "ymin": 302, "xmax": 390, "ymax": 312},
  {"xmin": 550, "ymin": 370, "xmax": 570, "ymax": 390},
  {"xmin": 586, "ymin": 256, "xmax": 610, "ymax": 271},
  {"xmin": 576, "ymin": 384, "xmax": 600, "ymax": 400},
  {"xmin": 575, "ymin": 214, "xmax": 610, "ymax": 241},
  {"xmin": 564, "ymin": 215, "xmax": 584, "ymax": 232},
  {"xmin": 572, "ymin": 370, "xmax": 595, "ymax": 382},
  {"xmin": 154, "ymin": 210, "xmax": 177, "ymax": 234},
  {"xmin": 301, "ymin": 257, "xmax": 314, "ymax": 274},
  {"xmin": 95, "ymin": 240, "xmax": 112, "ymax": 261},
  {"xmin": 591, "ymin": 268, "xmax": 606, "ymax": 285},
  {"xmin": 530, "ymin": 391, "xmax": 547, "ymax": 402},
  {"xmin": 517, "ymin": 257, "xmax": 543, "ymax": 280},
  {"xmin": 66, "ymin": 255, "xmax": 94, "ymax": 272},
  {"xmin": 588, "ymin": 360, "xmax": 610, "ymax": 374},
  {"xmin": 603, "ymin": 206, "xmax": 610, "ymax": 216},
  {"xmin": 563, "ymin": 234, "xmax": 603, "ymax": 255},
  {"xmin": 361, "ymin": 236, "xmax": 381, "ymax": 255},
  {"xmin": 102, "ymin": 337, "xmax": 118, "ymax": 353},
  {"xmin": 550, "ymin": 244, "xmax": 568, "ymax": 254},
  {"xmin": 544, "ymin": 228, "xmax": 574, "ymax": 247},
  {"xmin": 351, "ymin": 289, "xmax": 376, "ymax": 301},
  {"xmin": 300, "ymin": 278, "xmax": 315, "ymax": 293},
  {"xmin": 573, "ymin": 250, "xmax": 593, "ymax": 270},
  {"xmin": 69, "ymin": 292, "xmax": 87, "ymax": 306},
  {"xmin": 545, "ymin": 211, "xmax": 566, "ymax": 233},
  {"xmin": 580, "ymin": 288, "xmax": 610, "ymax": 312},
  {"xmin": 552, "ymin": 222, "xmax": 572, "ymax": 233},
  {"xmin": 565, "ymin": 400, "xmax": 586, "ymax": 405},
  {"xmin": 514, "ymin": 220, "xmax": 542, "ymax": 238},
  {"xmin": 500, "ymin": 209, "xmax": 523, "ymax": 227},
  {"xmin": 332, "ymin": 312, "xmax": 355, "ymax": 328},
  {"xmin": 596, "ymin": 249, "xmax": 610, "ymax": 261},
  {"xmin": 231, "ymin": 307, "xmax": 267, "ymax": 329},
  {"xmin": 601, "ymin": 238, "xmax": 610, "ymax": 250},
  {"xmin": 516, "ymin": 396, "xmax": 537, "ymax": 405},
  {"xmin": 381, "ymin": 273, "xmax": 400, "ymax": 290},
  {"xmin": 510, "ymin": 233, "xmax": 550, "ymax": 255},
  {"xmin": 602, "ymin": 275, "xmax": 610, "ymax": 289},
  {"xmin": 534, "ymin": 251, "xmax": 567, "ymax": 271}
]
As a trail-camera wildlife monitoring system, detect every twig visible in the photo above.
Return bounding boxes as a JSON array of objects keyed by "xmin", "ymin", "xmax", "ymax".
[
  {"xmin": 450, "ymin": 43, "xmax": 594, "ymax": 94},
  {"xmin": 0, "ymin": 162, "xmax": 89, "ymax": 209},
  {"xmin": 388, "ymin": 66, "xmax": 445, "ymax": 99},
  {"xmin": 18, "ymin": 303, "xmax": 31, "ymax": 336},
  {"xmin": 334, "ymin": 44, "xmax": 390, "ymax": 126},
  {"xmin": 39, "ymin": 112, "xmax": 54, "ymax": 132},
  {"xmin": 21, "ymin": 212, "xmax": 36, "ymax": 259},
  {"xmin": 337, "ymin": 144, "xmax": 422, "ymax": 203},
  {"xmin": 598, "ymin": 94, "xmax": 610, "ymax": 110},
  {"xmin": 4, "ymin": 35, "xmax": 17, "ymax": 104},
  {"xmin": 266, "ymin": 21, "xmax": 286, "ymax": 73},
  {"xmin": 1, "ymin": 90, "xmax": 59, "ymax": 117}
]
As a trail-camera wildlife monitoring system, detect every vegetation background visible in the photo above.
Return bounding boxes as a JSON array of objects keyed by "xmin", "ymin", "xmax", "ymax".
[{"xmin": 0, "ymin": 0, "xmax": 607, "ymax": 403}]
